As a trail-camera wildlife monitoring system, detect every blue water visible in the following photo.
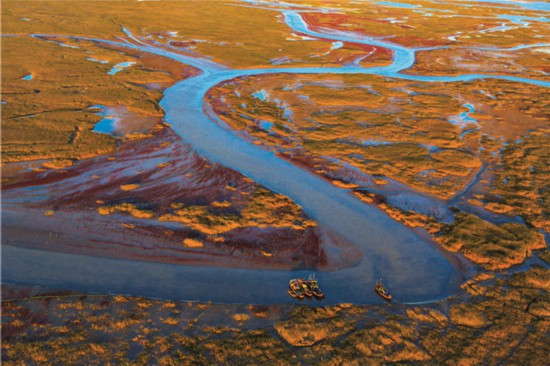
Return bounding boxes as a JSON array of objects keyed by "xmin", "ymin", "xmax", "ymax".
[
  {"xmin": 472, "ymin": 43, "xmax": 550, "ymax": 52},
  {"xmin": 107, "ymin": 61, "xmax": 136, "ymax": 75},
  {"xmin": 450, "ymin": 103, "xmax": 479, "ymax": 135},
  {"xmin": 259, "ymin": 120, "xmax": 273, "ymax": 130},
  {"xmin": 93, "ymin": 117, "xmax": 117, "ymax": 134},
  {"xmin": 362, "ymin": 139, "xmax": 392, "ymax": 146},
  {"xmin": 282, "ymin": 11, "xmax": 416, "ymax": 73},
  {"xmin": 252, "ymin": 89, "xmax": 270, "ymax": 101},
  {"xmin": 282, "ymin": 104, "xmax": 293, "ymax": 120},
  {"xmin": 87, "ymin": 57, "xmax": 109, "ymax": 64},
  {"xmin": 59, "ymin": 42, "xmax": 78, "ymax": 49},
  {"xmin": 377, "ymin": 1, "xmax": 418, "ymax": 8},
  {"xmin": 13, "ymin": 3, "xmax": 550, "ymax": 304},
  {"xmin": 331, "ymin": 41, "xmax": 344, "ymax": 50},
  {"xmin": 499, "ymin": 14, "xmax": 550, "ymax": 23},
  {"xmin": 458, "ymin": 0, "xmax": 550, "ymax": 11},
  {"xmin": 90, "ymin": 105, "xmax": 118, "ymax": 136}
]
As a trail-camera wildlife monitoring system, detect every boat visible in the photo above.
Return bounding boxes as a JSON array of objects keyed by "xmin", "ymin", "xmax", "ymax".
[
  {"xmin": 375, "ymin": 279, "xmax": 392, "ymax": 301},
  {"xmin": 288, "ymin": 279, "xmax": 304, "ymax": 299},
  {"xmin": 307, "ymin": 274, "xmax": 325, "ymax": 299},
  {"xmin": 299, "ymin": 278, "xmax": 313, "ymax": 297}
]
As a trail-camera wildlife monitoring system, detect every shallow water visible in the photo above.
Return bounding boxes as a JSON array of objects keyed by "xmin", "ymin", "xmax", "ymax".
[
  {"xmin": 107, "ymin": 61, "xmax": 135, "ymax": 75},
  {"xmin": 90, "ymin": 104, "xmax": 159, "ymax": 137},
  {"xmin": 90, "ymin": 105, "xmax": 117, "ymax": 135},
  {"xmin": 2, "ymin": 244, "xmax": 458, "ymax": 305}
]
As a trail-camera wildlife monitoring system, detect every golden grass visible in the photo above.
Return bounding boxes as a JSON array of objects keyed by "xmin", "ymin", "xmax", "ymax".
[
  {"xmin": 450, "ymin": 304, "xmax": 489, "ymax": 328},
  {"xmin": 3, "ymin": 266, "xmax": 549, "ymax": 364},
  {"xmin": 211, "ymin": 200, "xmax": 232, "ymax": 208},
  {"xmin": 406, "ymin": 308, "xmax": 447, "ymax": 327},
  {"xmin": 486, "ymin": 133, "xmax": 550, "ymax": 231},
  {"xmin": 436, "ymin": 213, "xmax": 546, "ymax": 269},
  {"xmin": 120, "ymin": 184, "xmax": 140, "ymax": 191},
  {"xmin": 98, "ymin": 203, "xmax": 154, "ymax": 219},
  {"xmin": 207, "ymin": 73, "xmax": 485, "ymax": 199},
  {"xmin": 331, "ymin": 180, "xmax": 359, "ymax": 189},
  {"xmin": 232, "ymin": 314, "xmax": 249, "ymax": 322},
  {"xmin": 183, "ymin": 238, "xmax": 204, "ymax": 248},
  {"xmin": 1, "ymin": 35, "xmax": 177, "ymax": 164},
  {"xmin": 41, "ymin": 160, "xmax": 74, "ymax": 170},
  {"xmin": 155, "ymin": 186, "xmax": 315, "ymax": 237},
  {"xmin": 302, "ymin": 0, "xmax": 549, "ymax": 49},
  {"xmin": 2, "ymin": 0, "xmax": 378, "ymax": 69}
]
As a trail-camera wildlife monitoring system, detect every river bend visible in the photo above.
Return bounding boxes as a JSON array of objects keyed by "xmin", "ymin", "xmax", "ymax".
[{"xmin": 4, "ymin": 2, "xmax": 549, "ymax": 304}]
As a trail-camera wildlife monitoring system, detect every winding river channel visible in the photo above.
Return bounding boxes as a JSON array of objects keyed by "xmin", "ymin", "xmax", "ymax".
[{"xmin": 4, "ymin": 1, "xmax": 549, "ymax": 304}]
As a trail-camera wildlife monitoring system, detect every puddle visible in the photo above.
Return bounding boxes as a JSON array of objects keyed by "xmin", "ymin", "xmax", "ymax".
[
  {"xmin": 107, "ymin": 61, "xmax": 136, "ymax": 75},
  {"xmin": 258, "ymin": 120, "xmax": 273, "ymax": 130},
  {"xmin": 59, "ymin": 42, "xmax": 79, "ymax": 49},
  {"xmin": 331, "ymin": 41, "xmax": 343, "ymax": 50},
  {"xmin": 87, "ymin": 57, "xmax": 109, "ymax": 64},
  {"xmin": 377, "ymin": 1, "xmax": 418, "ymax": 8},
  {"xmin": 90, "ymin": 105, "xmax": 159, "ymax": 137},
  {"xmin": 449, "ymin": 103, "xmax": 480, "ymax": 140},
  {"xmin": 252, "ymin": 89, "xmax": 270, "ymax": 101},
  {"xmin": 362, "ymin": 139, "xmax": 392, "ymax": 147}
]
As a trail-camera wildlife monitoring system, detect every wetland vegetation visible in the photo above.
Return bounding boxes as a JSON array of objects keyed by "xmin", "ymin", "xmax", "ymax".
[{"xmin": 2, "ymin": 0, "xmax": 549, "ymax": 363}]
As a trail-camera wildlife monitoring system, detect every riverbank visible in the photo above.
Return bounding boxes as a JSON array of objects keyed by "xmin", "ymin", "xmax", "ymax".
[{"xmin": 3, "ymin": 261, "xmax": 549, "ymax": 364}]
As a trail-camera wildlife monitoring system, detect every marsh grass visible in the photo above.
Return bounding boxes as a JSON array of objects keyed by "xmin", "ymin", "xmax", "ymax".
[
  {"xmin": 2, "ymin": 1, "xmax": 378, "ymax": 69},
  {"xmin": 1, "ymin": 35, "xmax": 181, "ymax": 164}
]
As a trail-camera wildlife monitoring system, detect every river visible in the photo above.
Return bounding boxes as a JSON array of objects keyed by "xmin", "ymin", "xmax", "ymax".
[{"xmin": 4, "ymin": 1, "xmax": 549, "ymax": 304}]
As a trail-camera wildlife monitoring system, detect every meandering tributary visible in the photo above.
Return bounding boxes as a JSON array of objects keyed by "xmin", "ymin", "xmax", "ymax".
[{"xmin": 4, "ymin": 3, "xmax": 549, "ymax": 304}]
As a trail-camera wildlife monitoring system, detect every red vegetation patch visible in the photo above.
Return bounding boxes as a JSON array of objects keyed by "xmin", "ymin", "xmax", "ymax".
[
  {"xmin": 3, "ymin": 125, "xmax": 358, "ymax": 270},
  {"xmin": 301, "ymin": 12, "xmax": 447, "ymax": 48}
]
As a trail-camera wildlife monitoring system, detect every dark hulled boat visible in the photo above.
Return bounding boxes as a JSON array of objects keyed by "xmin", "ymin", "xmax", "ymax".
[
  {"xmin": 288, "ymin": 274, "xmax": 325, "ymax": 300},
  {"xmin": 375, "ymin": 279, "xmax": 392, "ymax": 301},
  {"xmin": 288, "ymin": 279, "xmax": 304, "ymax": 299},
  {"xmin": 307, "ymin": 274, "xmax": 325, "ymax": 299}
]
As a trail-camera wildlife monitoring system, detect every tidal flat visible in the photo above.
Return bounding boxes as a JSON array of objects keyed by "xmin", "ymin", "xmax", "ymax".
[{"xmin": 2, "ymin": 0, "xmax": 549, "ymax": 363}]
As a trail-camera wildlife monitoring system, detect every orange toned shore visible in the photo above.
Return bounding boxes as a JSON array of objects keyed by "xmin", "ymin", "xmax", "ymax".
[{"xmin": 3, "ymin": 264, "xmax": 549, "ymax": 364}]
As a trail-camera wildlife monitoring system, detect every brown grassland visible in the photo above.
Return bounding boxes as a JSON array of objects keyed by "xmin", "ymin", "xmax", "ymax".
[
  {"xmin": 2, "ymin": 264, "xmax": 549, "ymax": 364},
  {"xmin": 2, "ymin": 0, "xmax": 549, "ymax": 363}
]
